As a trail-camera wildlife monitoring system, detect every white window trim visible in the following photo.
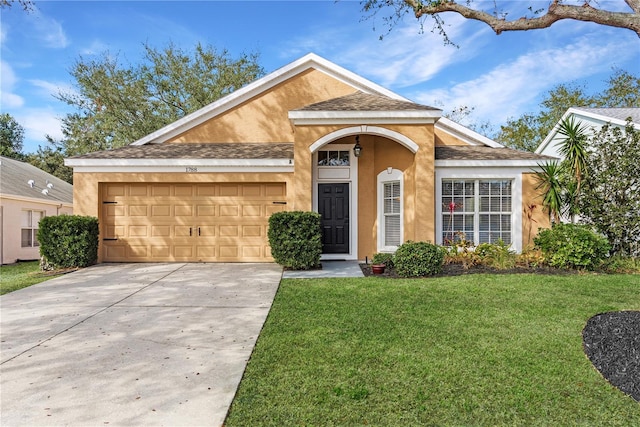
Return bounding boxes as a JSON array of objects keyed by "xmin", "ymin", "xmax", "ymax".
[
  {"xmin": 377, "ymin": 168, "xmax": 403, "ymax": 253},
  {"xmin": 435, "ymin": 168, "xmax": 523, "ymax": 253},
  {"xmin": 312, "ymin": 144, "xmax": 358, "ymax": 260}
]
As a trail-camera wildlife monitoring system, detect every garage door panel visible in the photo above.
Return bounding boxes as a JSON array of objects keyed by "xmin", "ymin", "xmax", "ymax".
[
  {"xmin": 197, "ymin": 205, "xmax": 216, "ymax": 217},
  {"xmin": 102, "ymin": 182, "xmax": 286, "ymax": 262},
  {"xmin": 219, "ymin": 205, "xmax": 239, "ymax": 217}
]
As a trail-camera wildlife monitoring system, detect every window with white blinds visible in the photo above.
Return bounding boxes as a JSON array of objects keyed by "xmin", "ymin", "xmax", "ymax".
[
  {"xmin": 441, "ymin": 179, "xmax": 512, "ymax": 246},
  {"xmin": 377, "ymin": 168, "xmax": 403, "ymax": 251},
  {"xmin": 383, "ymin": 181, "xmax": 401, "ymax": 247}
]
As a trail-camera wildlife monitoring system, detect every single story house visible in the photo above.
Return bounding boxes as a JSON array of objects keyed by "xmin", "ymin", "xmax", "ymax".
[
  {"xmin": 536, "ymin": 107, "xmax": 640, "ymax": 158},
  {"xmin": 0, "ymin": 156, "xmax": 73, "ymax": 264},
  {"xmin": 65, "ymin": 53, "xmax": 551, "ymax": 263}
]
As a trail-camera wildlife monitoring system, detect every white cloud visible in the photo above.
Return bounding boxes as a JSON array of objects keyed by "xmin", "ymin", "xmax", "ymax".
[
  {"xmin": 28, "ymin": 79, "xmax": 75, "ymax": 99},
  {"xmin": 80, "ymin": 40, "xmax": 110, "ymax": 56},
  {"xmin": 15, "ymin": 109, "xmax": 64, "ymax": 153},
  {"xmin": 0, "ymin": 61, "xmax": 25, "ymax": 108},
  {"xmin": 413, "ymin": 32, "xmax": 638, "ymax": 125},
  {"xmin": 32, "ymin": 9, "xmax": 69, "ymax": 48},
  {"xmin": 341, "ymin": 19, "xmax": 490, "ymax": 89},
  {"xmin": 283, "ymin": 14, "xmax": 491, "ymax": 90}
]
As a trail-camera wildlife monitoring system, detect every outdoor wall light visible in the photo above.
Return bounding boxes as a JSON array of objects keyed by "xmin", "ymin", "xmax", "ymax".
[{"xmin": 353, "ymin": 135, "xmax": 362, "ymax": 157}]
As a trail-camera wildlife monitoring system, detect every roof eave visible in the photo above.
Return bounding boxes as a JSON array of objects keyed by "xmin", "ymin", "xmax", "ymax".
[{"xmin": 289, "ymin": 110, "xmax": 441, "ymax": 125}]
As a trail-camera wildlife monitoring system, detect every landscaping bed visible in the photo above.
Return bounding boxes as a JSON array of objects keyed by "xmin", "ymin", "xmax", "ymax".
[{"xmin": 360, "ymin": 262, "xmax": 576, "ymax": 278}]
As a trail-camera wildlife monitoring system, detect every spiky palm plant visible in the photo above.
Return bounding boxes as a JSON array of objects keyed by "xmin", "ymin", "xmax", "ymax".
[{"xmin": 535, "ymin": 160, "xmax": 564, "ymax": 224}]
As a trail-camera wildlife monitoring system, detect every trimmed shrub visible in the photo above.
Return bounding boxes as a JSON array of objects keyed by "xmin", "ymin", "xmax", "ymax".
[
  {"xmin": 475, "ymin": 240, "xmax": 516, "ymax": 270},
  {"xmin": 268, "ymin": 211, "xmax": 322, "ymax": 270},
  {"xmin": 394, "ymin": 241, "xmax": 445, "ymax": 277},
  {"xmin": 37, "ymin": 215, "xmax": 99, "ymax": 268},
  {"xmin": 534, "ymin": 223, "xmax": 611, "ymax": 270},
  {"xmin": 372, "ymin": 252, "xmax": 394, "ymax": 268}
]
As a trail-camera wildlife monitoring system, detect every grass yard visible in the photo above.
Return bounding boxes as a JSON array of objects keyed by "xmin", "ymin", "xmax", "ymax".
[
  {"xmin": 0, "ymin": 261, "xmax": 62, "ymax": 295},
  {"xmin": 226, "ymin": 274, "xmax": 640, "ymax": 426}
]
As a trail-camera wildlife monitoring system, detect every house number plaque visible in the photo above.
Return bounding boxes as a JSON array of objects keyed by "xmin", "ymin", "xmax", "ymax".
[{"xmin": 185, "ymin": 167, "xmax": 198, "ymax": 173}]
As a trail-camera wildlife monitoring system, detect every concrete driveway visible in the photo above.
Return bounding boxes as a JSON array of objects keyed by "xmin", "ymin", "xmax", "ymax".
[{"xmin": 0, "ymin": 263, "xmax": 282, "ymax": 426}]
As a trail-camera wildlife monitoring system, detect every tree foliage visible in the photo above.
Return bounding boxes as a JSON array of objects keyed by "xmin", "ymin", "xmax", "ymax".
[
  {"xmin": 0, "ymin": 113, "xmax": 25, "ymax": 159},
  {"xmin": 362, "ymin": 1, "xmax": 640, "ymax": 43},
  {"xmin": 56, "ymin": 43, "xmax": 264, "ymax": 156},
  {"xmin": 25, "ymin": 137, "xmax": 74, "ymax": 184},
  {"xmin": 497, "ymin": 70, "xmax": 640, "ymax": 151},
  {"xmin": 578, "ymin": 121, "xmax": 640, "ymax": 256},
  {"xmin": 0, "ymin": 0, "xmax": 34, "ymax": 11}
]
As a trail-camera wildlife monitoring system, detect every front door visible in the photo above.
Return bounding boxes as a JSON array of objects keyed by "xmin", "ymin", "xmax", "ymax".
[{"xmin": 318, "ymin": 183, "xmax": 349, "ymax": 254}]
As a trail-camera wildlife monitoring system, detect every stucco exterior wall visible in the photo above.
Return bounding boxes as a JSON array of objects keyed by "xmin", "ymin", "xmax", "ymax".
[
  {"xmin": 292, "ymin": 122, "xmax": 436, "ymax": 259},
  {"xmin": 521, "ymin": 172, "xmax": 550, "ymax": 249},
  {"xmin": 168, "ymin": 69, "xmax": 357, "ymax": 144},
  {"xmin": 435, "ymin": 129, "xmax": 469, "ymax": 146},
  {"xmin": 0, "ymin": 196, "xmax": 73, "ymax": 264}
]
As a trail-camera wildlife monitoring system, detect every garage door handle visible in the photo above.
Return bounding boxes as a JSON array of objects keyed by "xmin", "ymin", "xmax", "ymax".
[
  {"xmin": 189, "ymin": 227, "xmax": 192, "ymax": 236},
  {"xmin": 272, "ymin": 201, "xmax": 287, "ymax": 205},
  {"xmin": 198, "ymin": 227, "xmax": 201, "ymax": 236},
  {"xmin": 103, "ymin": 238, "xmax": 118, "ymax": 241}
]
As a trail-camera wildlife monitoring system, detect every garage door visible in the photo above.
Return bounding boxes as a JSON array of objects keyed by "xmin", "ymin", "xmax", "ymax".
[{"xmin": 101, "ymin": 183, "xmax": 287, "ymax": 262}]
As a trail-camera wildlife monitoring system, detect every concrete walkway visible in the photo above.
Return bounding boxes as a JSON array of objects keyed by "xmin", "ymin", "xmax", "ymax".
[
  {"xmin": 282, "ymin": 260, "xmax": 364, "ymax": 278},
  {"xmin": 0, "ymin": 263, "xmax": 282, "ymax": 427}
]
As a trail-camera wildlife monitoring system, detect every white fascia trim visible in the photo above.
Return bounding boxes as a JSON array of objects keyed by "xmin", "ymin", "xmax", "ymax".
[
  {"xmin": 65, "ymin": 158, "xmax": 293, "ymax": 167},
  {"xmin": 131, "ymin": 53, "xmax": 409, "ymax": 146},
  {"xmin": 70, "ymin": 166, "xmax": 294, "ymax": 173},
  {"xmin": 436, "ymin": 160, "xmax": 545, "ymax": 168},
  {"xmin": 310, "ymin": 125, "xmax": 419, "ymax": 154},
  {"xmin": 535, "ymin": 107, "xmax": 640, "ymax": 154},
  {"xmin": 436, "ymin": 117, "xmax": 503, "ymax": 148},
  {"xmin": 0, "ymin": 193, "xmax": 73, "ymax": 207},
  {"xmin": 289, "ymin": 110, "xmax": 441, "ymax": 125}
]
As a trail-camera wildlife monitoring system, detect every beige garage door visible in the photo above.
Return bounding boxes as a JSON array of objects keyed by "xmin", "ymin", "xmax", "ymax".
[{"xmin": 101, "ymin": 182, "xmax": 286, "ymax": 262}]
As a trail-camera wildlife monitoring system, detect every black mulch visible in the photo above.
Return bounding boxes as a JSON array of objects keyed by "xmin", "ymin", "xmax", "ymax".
[{"xmin": 583, "ymin": 311, "xmax": 640, "ymax": 402}]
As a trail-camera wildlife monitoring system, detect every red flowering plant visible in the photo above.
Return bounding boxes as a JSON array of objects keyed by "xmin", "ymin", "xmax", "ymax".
[{"xmin": 443, "ymin": 200, "xmax": 462, "ymax": 245}]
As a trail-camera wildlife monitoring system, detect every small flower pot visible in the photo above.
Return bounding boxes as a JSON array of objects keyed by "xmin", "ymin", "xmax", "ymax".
[{"xmin": 372, "ymin": 264, "xmax": 386, "ymax": 274}]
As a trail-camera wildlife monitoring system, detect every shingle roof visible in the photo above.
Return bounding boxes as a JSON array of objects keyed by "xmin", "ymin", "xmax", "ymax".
[
  {"xmin": 69, "ymin": 143, "xmax": 295, "ymax": 160},
  {"xmin": 296, "ymin": 91, "xmax": 440, "ymax": 112},
  {"xmin": 435, "ymin": 146, "xmax": 555, "ymax": 161},
  {"xmin": 0, "ymin": 156, "xmax": 73, "ymax": 203},
  {"xmin": 572, "ymin": 107, "xmax": 640, "ymax": 124}
]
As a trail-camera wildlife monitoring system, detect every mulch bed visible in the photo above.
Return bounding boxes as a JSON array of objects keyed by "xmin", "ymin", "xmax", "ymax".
[
  {"xmin": 583, "ymin": 311, "xmax": 640, "ymax": 402},
  {"xmin": 360, "ymin": 262, "xmax": 576, "ymax": 278}
]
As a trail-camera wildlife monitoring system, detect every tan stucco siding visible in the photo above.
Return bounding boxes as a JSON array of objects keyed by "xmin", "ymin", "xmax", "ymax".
[
  {"xmin": 435, "ymin": 128, "xmax": 469, "ymax": 146},
  {"xmin": 168, "ymin": 69, "xmax": 357, "ymax": 143},
  {"xmin": 73, "ymin": 171, "xmax": 293, "ymax": 262},
  {"xmin": 521, "ymin": 172, "xmax": 550, "ymax": 249}
]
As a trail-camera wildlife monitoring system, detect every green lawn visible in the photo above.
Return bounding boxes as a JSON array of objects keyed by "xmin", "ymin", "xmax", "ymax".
[
  {"xmin": 0, "ymin": 261, "xmax": 61, "ymax": 295},
  {"xmin": 226, "ymin": 274, "xmax": 640, "ymax": 426}
]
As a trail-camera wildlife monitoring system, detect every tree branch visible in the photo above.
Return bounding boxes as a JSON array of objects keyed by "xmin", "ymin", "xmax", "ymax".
[{"xmin": 406, "ymin": 0, "xmax": 640, "ymax": 37}]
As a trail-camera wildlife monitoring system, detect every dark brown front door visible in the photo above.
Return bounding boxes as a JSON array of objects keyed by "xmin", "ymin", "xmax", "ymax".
[{"xmin": 318, "ymin": 183, "xmax": 349, "ymax": 254}]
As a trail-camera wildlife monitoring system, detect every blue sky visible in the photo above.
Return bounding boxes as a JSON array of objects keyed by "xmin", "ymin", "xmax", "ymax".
[{"xmin": 2, "ymin": 1, "xmax": 639, "ymax": 153}]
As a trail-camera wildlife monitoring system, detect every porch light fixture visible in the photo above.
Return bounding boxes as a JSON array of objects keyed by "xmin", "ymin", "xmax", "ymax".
[{"xmin": 353, "ymin": 135, "xmax": 362, "ymax": 157}]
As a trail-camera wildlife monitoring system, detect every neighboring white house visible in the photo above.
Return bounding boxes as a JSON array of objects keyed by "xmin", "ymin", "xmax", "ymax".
[
  {"xmin": 0, "ymin": 156, "xmax": 73, "ymax": 264},
  {"xmin": 536, "ymin": 107, "xmax": 640, "ymax": 158}
]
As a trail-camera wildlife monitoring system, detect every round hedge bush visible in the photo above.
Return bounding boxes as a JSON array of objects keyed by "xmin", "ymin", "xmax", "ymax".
[
  {"xmin": 394, "ymin": 241, "xmax": 445, "ymax": 277},
  {"xmin": 533, "ymin": 223, "xmax": 611, "ymax": 270}
]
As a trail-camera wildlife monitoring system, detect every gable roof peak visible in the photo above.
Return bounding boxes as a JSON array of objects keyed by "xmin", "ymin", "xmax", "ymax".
[{"xmin": 130, "ymin": 53, "xmax": 410, "ymax": 146}]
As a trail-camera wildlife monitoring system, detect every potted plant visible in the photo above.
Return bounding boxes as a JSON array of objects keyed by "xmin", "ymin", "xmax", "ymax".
[{"xmin": 371, "ymin": 252, "xmax": 394, "ymax": 274}]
